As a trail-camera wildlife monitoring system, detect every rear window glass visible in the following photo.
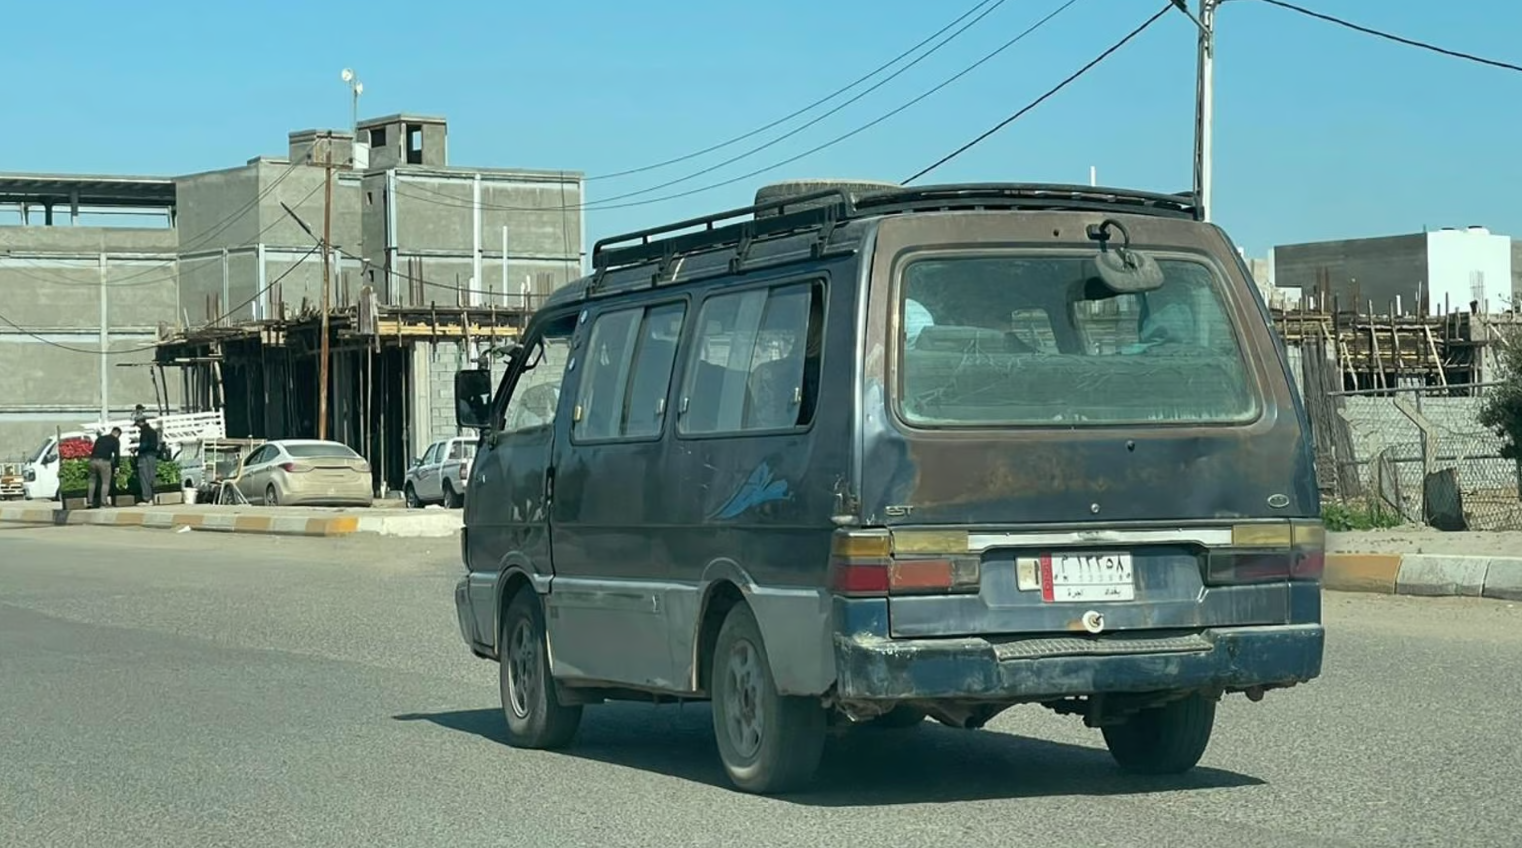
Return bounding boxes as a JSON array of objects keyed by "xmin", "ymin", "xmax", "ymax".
[
  {"xmin": 286, "ymin": 442, "xmax": 360, "ymax": 459},
  {"xmin": 897, "ymin": 254, "xmax": 1258, "ymax": 426}
]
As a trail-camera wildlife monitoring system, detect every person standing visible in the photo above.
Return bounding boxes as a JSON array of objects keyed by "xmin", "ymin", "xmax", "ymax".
[
  {"xmin": 135, "ymin": 417, "xmax": 160, "ymax": 506},
  {"xmin": 87, "ymin": 427, "xmax": 122, "ymax": 509}
]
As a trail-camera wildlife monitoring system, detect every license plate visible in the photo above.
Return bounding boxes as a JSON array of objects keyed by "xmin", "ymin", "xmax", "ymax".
[{"xmin": 1041, "ymin": 553, "xmax": 1135, "ymax": 602}]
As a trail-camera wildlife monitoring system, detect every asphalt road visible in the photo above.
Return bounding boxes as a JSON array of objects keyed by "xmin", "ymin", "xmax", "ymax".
[{"xmin": 3, "ymin": 525, "xmax": 1520, "ymax": 848}]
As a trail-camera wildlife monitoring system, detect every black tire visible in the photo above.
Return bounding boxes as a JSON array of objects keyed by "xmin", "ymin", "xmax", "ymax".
[
  {"xmin": 1101, "ymin": 693, "xmax": 1217, "ymax": 775},
  {"xmin": 264, "ymin": 483, "xmax": 279, "ymax": 506},
  {"xmin": 711, "ymin": 603, "xmax": 826, "ymax": 794},
  {"xmin": 404, "ymin": 484, "xmax": 420, "ymax": 509},
  {"xmin": 498, "ymin": 590, "xmax": 582, "ymax": 749},
  {"xmin": 443, "ymin": 480, "xmax": 462, "ymax": 509},
  {"xmin": 863, "ymin": 705, "xmax": 928, "ymax": 729}
]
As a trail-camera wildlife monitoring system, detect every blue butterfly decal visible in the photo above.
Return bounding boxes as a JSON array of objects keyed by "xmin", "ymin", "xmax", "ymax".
[{"xmin": 710, "ymin": 461, "xmax": 790, "ymax": 520}]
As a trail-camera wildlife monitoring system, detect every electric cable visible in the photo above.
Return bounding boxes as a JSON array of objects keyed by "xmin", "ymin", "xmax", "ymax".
[{"xmin": 903, "ymin": 2, "xmax": 1174, "ymax": 184}]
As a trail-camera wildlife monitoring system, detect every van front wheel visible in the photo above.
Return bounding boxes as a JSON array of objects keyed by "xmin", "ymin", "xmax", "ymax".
[
  {"xmin": 711, "ymin": 604, "xmax": 826, "ymax": 794},
  {"xmin": 499, "ymin": 590, "xmax": 582, "ymax": 749},
  {"xmin": 1100, "ymin": 693, "xmax": 1217, "ymax": 775}
]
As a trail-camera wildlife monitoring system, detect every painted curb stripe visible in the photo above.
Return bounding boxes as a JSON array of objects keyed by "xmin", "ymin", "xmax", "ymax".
[
  {"xmin": 1323, "ymin": 554, "xmax": 1402, "ymax": 594},
  {"xmin": 0, "ymin": 508, "xmax": 360, "ymax": 537}
]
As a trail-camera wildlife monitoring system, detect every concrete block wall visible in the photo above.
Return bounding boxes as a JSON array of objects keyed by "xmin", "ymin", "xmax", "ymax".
[
  {"xmin": 407, "ymin": 338, "xmax": 513, "ymax": 462},
  {"xmin": 1339, "ymin": 395, "xmax": 1515, "ymax": 518},
  {"xmin": 0, "ymin": 246, "xmax": 179, "ymax": 460}
]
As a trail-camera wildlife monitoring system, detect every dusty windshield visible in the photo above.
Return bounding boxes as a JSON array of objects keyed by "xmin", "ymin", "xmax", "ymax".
[{"xmin": 897, "ymin": 253, "xmax": 1258, "ymax": 426}]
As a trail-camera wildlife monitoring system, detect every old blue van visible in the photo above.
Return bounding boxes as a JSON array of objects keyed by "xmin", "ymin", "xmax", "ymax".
[{"xmin": 450, "ymin": 181, "xmax": 1325, "ymax": 794}]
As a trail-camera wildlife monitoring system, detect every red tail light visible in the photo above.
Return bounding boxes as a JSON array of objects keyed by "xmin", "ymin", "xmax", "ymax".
[
  {"xmin": 829, "ymin": 532, "xmax": 981, "ymax": 597},
  {"xmin": 280, "ymin": 462, "xmax": 312, "ymax": 473},
  {"xmin": 830, "ymin": 532, "xmax": 891, "ymax": 597},
  {"xmin": 1206, "ymin": 521, "xmax": 1325, "ymax": 585}
]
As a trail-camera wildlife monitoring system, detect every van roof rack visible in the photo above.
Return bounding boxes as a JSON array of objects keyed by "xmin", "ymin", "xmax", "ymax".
[
  {"xmin": 590, "ymin": 182, "xmax": 1202, "ymax": 280},
  {"xmin": 852, "ymin": 183, "xmax": 1201, "ymax": 219}
]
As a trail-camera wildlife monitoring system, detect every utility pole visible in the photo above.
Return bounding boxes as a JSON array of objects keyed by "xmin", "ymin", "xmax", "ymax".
[
  {"xmin": 1195, "ymin": 0, "xmax": 1217, "ymax": 223},
  {"xmin": 319, "ymin": 134, "xmax": 334, "ymax": 441},
  {"xmin": 1172, "ymin": 0, "xmax": 1217, "ymax": 222}
]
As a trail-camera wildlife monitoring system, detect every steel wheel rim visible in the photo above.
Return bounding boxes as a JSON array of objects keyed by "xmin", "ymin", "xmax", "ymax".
[
  {"xmin": 722, "ymin": 638, "xmax": 765, "ymax": 760},
  {"xmin": 505, "ymin": 618, "xmax": 538, "ymax": 719}
]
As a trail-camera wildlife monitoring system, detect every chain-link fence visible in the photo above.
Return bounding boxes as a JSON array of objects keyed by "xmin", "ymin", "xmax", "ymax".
[{"xmin": 1332, "ymin": 384, "xmax": 1521, "ymax": 531}]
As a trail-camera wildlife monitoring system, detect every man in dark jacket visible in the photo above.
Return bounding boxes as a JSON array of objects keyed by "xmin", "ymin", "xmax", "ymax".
[
  {"xmin": 135, "ymin": 418, "xmax": 160, "ymax": 505},
  {"xmin": 88, "ymin": 428, "xmax": 122, "ymax": 509}
]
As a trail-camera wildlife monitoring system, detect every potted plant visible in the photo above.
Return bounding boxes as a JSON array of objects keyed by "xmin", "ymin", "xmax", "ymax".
[{"xmin": 56, "ymin": 437, "xmax": 96, "ymax": 509}]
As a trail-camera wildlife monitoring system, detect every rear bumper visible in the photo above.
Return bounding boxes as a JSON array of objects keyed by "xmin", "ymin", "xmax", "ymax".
[{"xmin": 832, "ymin": 623, "xmax": 1324, "ymax": 702}]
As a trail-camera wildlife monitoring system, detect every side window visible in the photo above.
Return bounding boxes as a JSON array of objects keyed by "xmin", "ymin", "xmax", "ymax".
[
  {"xmin": 243, "ymin": 446, "xmax": 269, "ymax": 468},
  {"xmin": 424, "ymin": 443, "xmax": 443, "ymax": 465},
  {"xmin": 497, "ymin": 322, "xmax": 575, "ymax": 435},
  {"xmin": 447, "ymin": 441, "xmax": 465, "ymax": 461},
  {"xmin": 678, "ymin": 281, "xmax": 824, "ymax": 435},
  {"xmin": 572, "ymin": 301, "xmax": 687, "ymax": 442}
]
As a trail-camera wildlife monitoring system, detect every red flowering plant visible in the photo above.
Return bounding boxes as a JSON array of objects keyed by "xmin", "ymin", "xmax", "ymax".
[
  {"xmin": 58, "ymin": 437, "xmax": 94, "ymax": 460},
  {"xmin": 57, "ymin": 437, "xmax": 100, "ymax": 499}
]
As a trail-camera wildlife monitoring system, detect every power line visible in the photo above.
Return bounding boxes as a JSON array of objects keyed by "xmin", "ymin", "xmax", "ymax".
[
  {"xmin": 520, "ymin": 0, "xmax": 1015, "ymax": 206},
  {"xmin": 398, "ymin": 0, "xmax": 1083, "ymax": 215},
  {"xmin": 903, "ymin": 3, "xmax": 1174, "ymax": 184},
  {"xmin": 1257, "ymin": 0, "xmax": 1522, "ymax": 74},
  {"xmin": 0, "ymin": 243, "xmax": 322, "ymax": 356},
  {"xmin": 586, "ymin": 0, "xmax": 1003, "ymax": 181}
]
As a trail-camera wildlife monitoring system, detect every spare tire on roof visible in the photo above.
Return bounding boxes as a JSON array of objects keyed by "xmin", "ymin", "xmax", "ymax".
[{"xmin": 752, "ymin": 179, "xmax": 900, "ymax": 218}]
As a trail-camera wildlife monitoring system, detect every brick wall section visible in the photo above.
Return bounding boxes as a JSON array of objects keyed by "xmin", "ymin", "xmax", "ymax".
[
  {"xmin": 426, "ymin": 341, "xmax": 467, "ymax": 446},
  {"xmin": 418, "ymin": 339, "xmax": 513, "ymax": 456}
]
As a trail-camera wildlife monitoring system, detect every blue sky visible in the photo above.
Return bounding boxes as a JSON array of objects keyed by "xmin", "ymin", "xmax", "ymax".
[{"xmin": 5, "ymin": 0, "xmax": 1519, "ymax": 258}]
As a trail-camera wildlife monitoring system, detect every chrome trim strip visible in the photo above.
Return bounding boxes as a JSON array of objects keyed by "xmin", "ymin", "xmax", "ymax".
[{"xmin": 966, "ymin": 528, "xmax": 1234, "ymax": 552}]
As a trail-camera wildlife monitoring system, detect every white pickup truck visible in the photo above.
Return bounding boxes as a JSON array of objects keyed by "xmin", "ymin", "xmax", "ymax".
[{"xmin": 19, "ymin": 411, "xmax": 227, "ymax": 501}]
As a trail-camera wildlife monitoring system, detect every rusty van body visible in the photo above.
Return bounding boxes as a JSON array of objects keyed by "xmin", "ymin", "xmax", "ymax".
[{"xmin": 450, "ymin": 182, "xmax": 1325, "ymax": 795}]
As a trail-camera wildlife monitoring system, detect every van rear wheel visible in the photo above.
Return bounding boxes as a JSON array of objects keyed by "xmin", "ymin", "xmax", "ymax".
[
  {"xmin": 499, "ymin": 590, "xmax": 582, "ymax": 749},
  {"xmin": 1101, "ymin": 693, "xmax": 1217, "ymax": 775},
  {"xmin": 710, "ymin": 604, "xmax": 826, "ymax": 794}
]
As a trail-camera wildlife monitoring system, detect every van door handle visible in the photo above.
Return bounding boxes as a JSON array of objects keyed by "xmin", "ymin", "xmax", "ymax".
[{"xmin": 544, "ymin": 466, "xmax": 555, "ymax": 504}]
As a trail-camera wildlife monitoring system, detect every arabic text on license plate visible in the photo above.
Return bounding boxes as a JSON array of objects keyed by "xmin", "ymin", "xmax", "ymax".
[{"xmin": 1041, "ymin": 553, "xmax": 1135, "ymax": 602}]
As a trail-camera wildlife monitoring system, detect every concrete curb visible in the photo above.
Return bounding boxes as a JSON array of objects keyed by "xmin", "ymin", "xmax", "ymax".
[
  {"xmin": 1326, "ymin": 553, "xmax": 1522, "ymax": 601},
  {"xmin": 0, "ymin": 505, "xmax": 361, "ymax": 537}
]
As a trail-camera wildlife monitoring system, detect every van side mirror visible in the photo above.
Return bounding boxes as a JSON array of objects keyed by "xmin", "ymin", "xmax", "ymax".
[{"xmin": 455, "ymin": 369, "xmax": 494, "ymax": 430}]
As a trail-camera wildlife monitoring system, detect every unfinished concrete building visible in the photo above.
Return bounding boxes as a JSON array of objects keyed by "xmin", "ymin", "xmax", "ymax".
[
  {"xmin": 1273, "ymin": 227, "xmax": 1520, "ymax": 316},
  {"xmin": 0, "ymin": 175, "xmax": 181, "ymax": 463},
  {"xmin": 0, "ymin": 113, "xmax": 585, "ymax": 492}
]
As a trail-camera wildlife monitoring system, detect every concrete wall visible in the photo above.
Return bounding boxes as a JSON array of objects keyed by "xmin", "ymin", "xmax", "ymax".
[
  {"xmin": 1512, "ymin": 241, "xmax": 1522, "ymax": 307},
  {"xmin": 175, "ymin": 165, "xmax": 262, "ymax": 252},
  {"xmin": 0, "ymin": 244, "xmax": 178, "ymax": 460},
  {"xmin": 385, "ymin": 170, "xmax": 583, "ymax": 307},
  {"xmin": 0, "ymin": 227, "xmax": 177, "ymax": 254},
  {"xmin": 1273, "ymin": 234, "xmax": 1427, "ymax": 315},
  {"xmin": 406, "ymin": 339, "xmax": 512, "ymax": 463},
  {"xmin": 1426, "ymin": 228, "xmax": 1513, "ymax": 316}
]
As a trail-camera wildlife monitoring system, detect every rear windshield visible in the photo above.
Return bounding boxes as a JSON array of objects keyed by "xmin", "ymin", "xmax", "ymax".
[
  {"xmin": 286, "ymin": 442, "xmax": 360, "ymax": 459},
  {"xmin": 897, "ymin": 254, "xmax": 1259, "ymax": 426}
]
